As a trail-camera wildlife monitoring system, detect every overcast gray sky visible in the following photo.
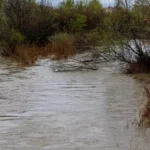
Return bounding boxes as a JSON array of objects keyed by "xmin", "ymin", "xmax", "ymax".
[{"xmin": 51, "ymin": 0, "xmax": 115, "ymax": 7}]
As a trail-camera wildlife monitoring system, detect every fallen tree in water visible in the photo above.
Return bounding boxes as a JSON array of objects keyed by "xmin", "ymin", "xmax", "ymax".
[{"xmin": 52, "ymin": 52, "xmax": 100, "ymax": 72}]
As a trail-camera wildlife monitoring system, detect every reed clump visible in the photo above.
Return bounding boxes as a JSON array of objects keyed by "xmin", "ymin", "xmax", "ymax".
[
  {"xmin": 49, "ymin": 33, "xmax": 76, "ymax": 59},
  {"xmin": 10, "ymin": 33, "xmax": 76, "ymax": 65}
]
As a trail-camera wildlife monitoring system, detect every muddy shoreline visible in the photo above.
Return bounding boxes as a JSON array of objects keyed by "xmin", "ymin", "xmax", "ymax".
[{"xmin": 132, "ymin": 74, "xmax": 150, "ymax": 127}]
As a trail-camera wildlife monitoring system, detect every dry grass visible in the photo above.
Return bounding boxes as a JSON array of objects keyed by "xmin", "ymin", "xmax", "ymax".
[
  {"xmin": 11, "ymin": 45, "xmax": 48, "ymax": 65},
  {"xmin": 10, "ymin": 33, "xmax": 76, "ymax": 65},
  {"xmin": 49, "ymin": 33, "xmax": 76, "ymax": 59}
]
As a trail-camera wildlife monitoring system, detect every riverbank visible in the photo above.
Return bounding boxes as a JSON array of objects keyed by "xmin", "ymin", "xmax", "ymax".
[
  {"xmin": 132, "ymin": 74, "xmax": 150, "ymax": 127},
  {"xmin": 3, "ymin": 42, "xmax": 75, "ymax": 66}
]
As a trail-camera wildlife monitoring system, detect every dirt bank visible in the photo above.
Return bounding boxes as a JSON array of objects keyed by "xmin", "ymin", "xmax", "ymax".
[{"xmin": 133, "ymin": 74, "xmax": 150, "ymax": 127}]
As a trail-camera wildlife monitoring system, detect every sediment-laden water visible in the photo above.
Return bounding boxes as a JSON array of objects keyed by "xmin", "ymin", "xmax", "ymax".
[{"xmin": 0, "ymin": 58, "xmax": 150, "ymax": 150}]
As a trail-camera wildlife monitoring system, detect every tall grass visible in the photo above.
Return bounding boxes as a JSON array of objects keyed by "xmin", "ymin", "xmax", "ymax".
[
  {"xmin": 49, "ymin": 33, "xmax": 76, "ymax": 59},
  {"xmin": 12, "ymin": 45, "xmax": 44, "ymax": 65},
  {"xmin": 10, "ymin": 33, "xmax": 76, "ymax": 65}
]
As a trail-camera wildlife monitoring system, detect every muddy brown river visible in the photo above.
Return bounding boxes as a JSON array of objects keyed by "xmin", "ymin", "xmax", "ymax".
[{"xmin": 0, "ymin": 58, "xmax": 150, "ymax": 150}]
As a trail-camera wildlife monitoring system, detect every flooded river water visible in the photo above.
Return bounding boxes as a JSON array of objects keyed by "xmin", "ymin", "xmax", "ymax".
[{"xmin": 0, "ymin": 58, "xmax": 150, "ymax": 150}]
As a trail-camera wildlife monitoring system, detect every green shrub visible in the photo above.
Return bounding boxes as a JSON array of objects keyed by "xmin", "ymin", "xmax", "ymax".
[{"xmin": 70, "ymin": 14, "xmax": 87, "ymax": 32}]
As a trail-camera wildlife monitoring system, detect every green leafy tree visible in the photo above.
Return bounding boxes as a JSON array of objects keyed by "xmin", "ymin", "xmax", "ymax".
[
  {"xmin": 58, "ymin": 0, "xmax": 87, "ymax": 33},
  {"xmin": 84, "ymin": 0, "xmax": 105, "ymax": 30},
  {"xmin": 71, "ymin": 14, "xmax": 86, "ymax": 32},
  {"xmin": 134, "ymin": 0, "xmax": 150, "ymax": 18}
]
